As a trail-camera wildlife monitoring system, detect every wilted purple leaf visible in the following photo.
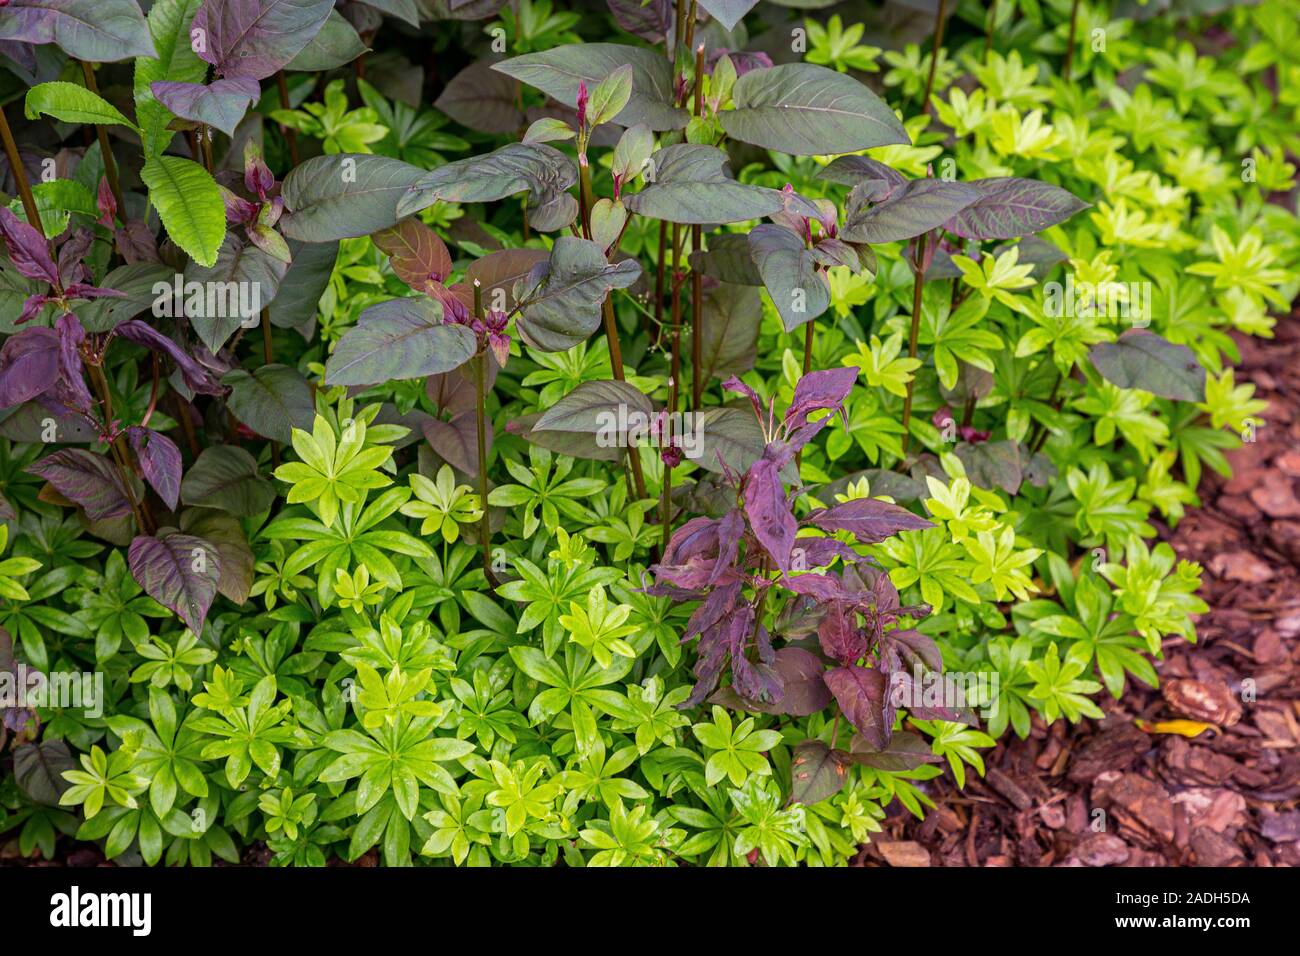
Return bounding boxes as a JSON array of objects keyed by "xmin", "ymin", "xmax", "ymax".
[
  {"xmin": 128, "ymin": 531, "xmax": 222, "ymax": 634},
  {"xmin": 27, "ymin": 449, "xmax": 132, "ymax": 520},
  {"xmin": 127, "ymin": 426, "xmax": 182, "ymax": 510}
]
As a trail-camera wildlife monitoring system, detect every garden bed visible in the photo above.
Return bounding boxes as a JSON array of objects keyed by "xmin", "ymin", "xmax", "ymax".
[{"xmin": 868, "ymin": 317, "xmax": 1300, "ymax": 867}]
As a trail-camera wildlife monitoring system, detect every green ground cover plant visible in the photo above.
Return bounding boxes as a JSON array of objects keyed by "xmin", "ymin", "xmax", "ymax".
[{"xmin": 0, "ymin": 0, "xmax": 1296, "ymax": 866}]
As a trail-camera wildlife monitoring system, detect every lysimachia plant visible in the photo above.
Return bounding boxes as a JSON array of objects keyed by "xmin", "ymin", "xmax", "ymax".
[{"xmin": 0, "ymin": 0, "xmax": 1295, "ymax": 867}]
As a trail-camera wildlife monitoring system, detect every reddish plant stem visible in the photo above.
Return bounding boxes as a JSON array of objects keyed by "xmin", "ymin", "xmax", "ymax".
[
  {"xmin": 1063, "ymin": 0, "xmax": 1082, "ymax": 81},
  {"xmin": 921, "ymin": 0, "xmax": 949, "ymax": 115},
  {"xmin": 276, "ymin": 72, "xmax": 301, "ymax": 166},
  {"xmin": 900, "ymin": 234, "xmax": 929, "ymax": 459},
  {"xmin": 472, "ymin": 282, "xmax": 498, "ymax": 588},
  {"xmin": 79, "ymin": 61, "xmax": 126, "ymax": 218},
  {"xmin": 690, "ymin": 42, "xmax": 704, "ymax": 409}
]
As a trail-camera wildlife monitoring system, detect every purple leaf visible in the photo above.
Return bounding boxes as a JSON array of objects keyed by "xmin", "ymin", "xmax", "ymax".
[
  {"xmin": 770, "ymin": 647, "xmax": 831, "ymax": 716},
  {"xmin": 944, "ymin": 177, "xmax": 1090, "ymax": 241},
  {"xmin": 0, "ymin": 206, "xmax": 58, "ymax": 286},
  {"xmin": 805, "ymin": 497, "xmax": 933, "ymax": 544},
  {"xmin": 0, "ymin": 326, "xmax": 59, "ymax": 408},
  {"xmin": 151, "ymin": 76, "xmax": 261, "ymax": 137},
  {"xmin": 743, "ymin": 457, "xmax": 796, "ymax": 571},
  {"xmin": 840, "ymin": 178, "xmax": 980, "ymax": 245},
  {"xmin": 818, "ymin": 604, "xmax": 869, "ymax": 664},
  {"xmin": 127, "ymin": 426, "xmax": 182, "ymax": 510},
  {"xmin": 784, "ymin": 365, "xmax": 857, "ymax": 451},
  {"xmin": 845, "ymin": 730, "xmax": 941, "ymax": 770},
  {"xmin": 53, "ymin": 313, "xmax": 94, "ymax": 415},
  {"xmin": 128, "ymin": 531, "xmax": 222, "ymax": 634},
  {"xmin": 789, "ymin": 739, "xmax": 849, "ymax": 806},
  {"xmin": 721, "ymin": 375, "xmax": 766, "ymax": 422},
  {"xmin": 0, "ymin": 0, "xmax": 156, "ymax": 62},
  {"xmin": 113, "ymin": 320, "xmax": 223, "ymax": 396},
  {"xmin": 26, "ymin": 449, "xmax": 132, "ymax": 520},
  {"xmin": 194, "ymin": 0, "xmax": 338, "ymax": 81},
  {"xmin": 824, "ymin": 664, "xmax": 892, "ymax": 750}
]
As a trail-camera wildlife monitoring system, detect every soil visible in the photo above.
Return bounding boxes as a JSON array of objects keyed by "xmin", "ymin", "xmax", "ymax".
[{"xmin": 863, "ymin": 319, "xmax": 1300, "ymax": 868}]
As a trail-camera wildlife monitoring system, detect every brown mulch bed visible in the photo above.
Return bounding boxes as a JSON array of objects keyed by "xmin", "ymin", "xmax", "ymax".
[{"xmin": 862, "ymin": 319, "xmax": 1300, "ymax": 868}]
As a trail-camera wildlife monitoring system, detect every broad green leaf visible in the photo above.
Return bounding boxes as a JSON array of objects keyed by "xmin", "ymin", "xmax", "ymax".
[
  {"xmin": 721, "ymin": 63, "xmax": 908, "ymax": 156},
  {"xmin": 222, "ymin": 365, "xmax": 315, "ymax": 444},
  {"xmin": 140, "ymin": 155, "xmax": 225, "ymax": 268},
  {"xmin": 623, "ymin": 144, "xmax": 785, "ymax": 225},
  {"xmin": 1089, "ymin": 331, "xmax": 1206, "ymax": 402},
  {"xmin": 698, "ymin": 283, "xmax": 761, "ymax": 382},
  {"xmin": 396, "ymin": 142, "xmax": 577, "ymax": 233},
  {"xmin": 493, "ymin": 43, "xmax": 686, "ymax": 131},
  {"xmin": 280, "ymin": 154, "xmax": 424, "ymax": 242},
  {"xmin": 748, "ymin": 223, "xmax": 829, "ymax": 332},
  {"xmin": 25, "ymin": 82, "xmax": 137, "ymax": 129},
  {"xmin": 515, "ymin": 237, "xmax": 641, "ymax": 352},
  {"xmin": 133, "ymin": 0, "xmax": 206, "ymax": 159},
  {"xmin": 2, "ymin": 0, "xmax": 156, "ymax": 63},
  {"xmin": 127, "ymin": 530, "xmax": 222, "ymax": 634},
  {"xmin": 324, "ymin": 297, "xmax": 477, "ymax": 386},
  {"xmin": 180, "ymin": 446, "xmax": 276, "ymax": 517},
  {"xmin": 534, "ymin": 381, "xmax": 654, "ymax": 433},
  {"xmin": 841, "ymin": 179, "xmax": 980, "ymax": 245},
  {"xmin": 944, "ymin": 177, "xmax": 1090, "ymax": 241}
]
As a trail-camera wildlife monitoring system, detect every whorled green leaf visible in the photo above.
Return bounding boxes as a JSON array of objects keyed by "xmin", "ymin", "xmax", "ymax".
[
  {"xmin": 493, "ymin": 43, "xmax": 687, "ymax": 131},
  {"xmin": 721, "ymin": 63, "xmax": 908, "ymax": 156},
  {"xmin": 280, "ymin": 154, "xmax": 425, "ymax": 242},
  {"xmin": 324, "ymin": 297, "xmax": 477, "ymax": 386},
  {"xmin": 396, "ymin": 142, "xmax": 577, "ymax": 233}
]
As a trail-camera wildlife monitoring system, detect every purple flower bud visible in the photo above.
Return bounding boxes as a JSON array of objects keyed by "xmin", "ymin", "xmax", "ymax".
[{"xmin": 576, "ymin": 81, "xmax": 589, "ymax": 131}]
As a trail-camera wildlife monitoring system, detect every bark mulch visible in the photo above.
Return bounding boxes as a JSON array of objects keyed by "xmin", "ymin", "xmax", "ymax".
[{"xmin": 862, "ymin": 319, "xmax": 1300, "ymax": 868}]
